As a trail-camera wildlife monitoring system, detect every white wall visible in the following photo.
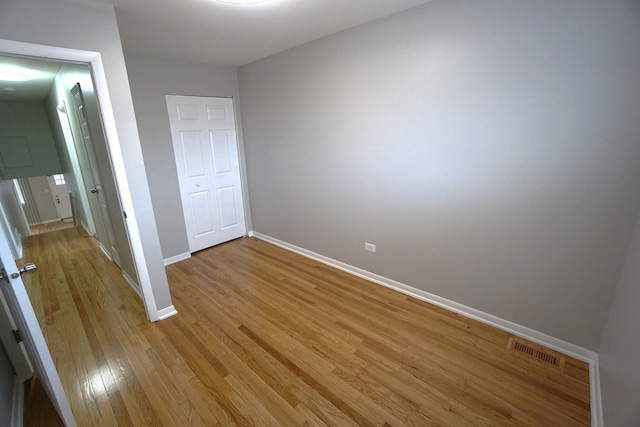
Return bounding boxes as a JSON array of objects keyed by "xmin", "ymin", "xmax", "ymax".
[
  {"xmin": 26, "ymin": 176, "xmax": 58, "ymax": 224},
  {"xmin": 124, "ymin": 53, "xmax": 251, "ymax": 260},
  {"xmin": 0, "ymin": 0, "xmax": 173, "ymax": 316},
  {"xmin": 238, "ymin": 0, "xmax": 640, "ymax": 350}
]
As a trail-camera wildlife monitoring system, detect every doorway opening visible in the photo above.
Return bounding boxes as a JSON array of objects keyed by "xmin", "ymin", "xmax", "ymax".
[{"xmin": 0, "ymin": 54, "xmax": 138, "ymax": 294}]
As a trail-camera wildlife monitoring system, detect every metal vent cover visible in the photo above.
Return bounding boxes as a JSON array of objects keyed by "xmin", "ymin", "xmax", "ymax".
[{"xmin": 507, "ymin": 337, "xmax": 565, "ymax": 370}]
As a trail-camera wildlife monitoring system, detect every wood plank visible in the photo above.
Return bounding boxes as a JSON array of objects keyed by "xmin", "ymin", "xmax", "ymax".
[{"xmin": 20, "ymin": 228, "xmax": 591, "ymax": 426}]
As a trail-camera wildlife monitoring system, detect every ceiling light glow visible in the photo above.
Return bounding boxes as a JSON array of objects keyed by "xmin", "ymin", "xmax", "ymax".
[
  {"xmin": 0, "ymin": 72, "xmax": 29, "ymax": 82},
  {"xmin": 215, "ymin": 0, "xmax": 269, "ymax": 4}
]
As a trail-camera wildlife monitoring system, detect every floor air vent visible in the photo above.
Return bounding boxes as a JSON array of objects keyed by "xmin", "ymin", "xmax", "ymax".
[{"xmin": 507, "ymin": 337, "xmax": 564, "ymax": 370}]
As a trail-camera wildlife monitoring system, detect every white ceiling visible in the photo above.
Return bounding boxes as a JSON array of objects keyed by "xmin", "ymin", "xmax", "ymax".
[
  {"xmin": 0, "ymin": 56, "xmax": 60, "ymax": 102},
  {"xmin": 87, "ymin": 0, "xmax": 434, "ymax": 66},
  {"xmin": 0, "ymin": 0, "xmax": 433, "ymax": 102}
]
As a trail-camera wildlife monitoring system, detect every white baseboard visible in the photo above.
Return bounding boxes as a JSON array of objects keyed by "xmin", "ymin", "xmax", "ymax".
[
  {"xmin": 250, "ymin": 231, "xmax": 603, "ymax": 427},
  {"xmin": 11, "ymin": 376, "xmax": 24, "ymax": 427},
  {"xmin": 156, "ymin": 305, "xmax": 178, "ymax": 321},
  {"xmin": 81, "ymin": 221, "xmax": 91, "ymax": 235},
  {"xmin": 30, "ymin": 218, "xmax": 60, "ymax": 226},
  {"xmin": 98, "ymin": 243, "xmax": 112, "ymax": 262},
  {"xmin": 589, "ymin": 355, "xmax": 604, "ymax": 427},
  {"xmin": 163, "ymin": 252, "xmax": 191, "ymax": 266},
  {"xmin": 122, "ymin": 271, "xmax": 143, "ymax": 301}
]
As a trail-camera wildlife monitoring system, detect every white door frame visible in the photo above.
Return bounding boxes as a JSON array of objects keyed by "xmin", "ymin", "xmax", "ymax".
[{"xmin": 0, "ymin": 40, "xmax": 161, "ymax": 321}]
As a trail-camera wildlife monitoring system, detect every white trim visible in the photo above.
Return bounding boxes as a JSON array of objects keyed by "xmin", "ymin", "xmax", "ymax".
[
  {"xmin": 98, "ymin": 243, "xmax": 112, "ymax": 262},
  {"xmin": 251, "ymin": 231, "xmax": 602, "ymax": 427},
  {"xmin": 0, "ymin": 39, "xmax": 162, "ymax": 324},
  {"xmin": 163, "ymin": 252, "xmax": 191, "ymax": 266},
  {"xmin": 30, "ymin": 219, "xmax": 62, "ymax": 226},
  {"xmin": 81, "ymin": 221, "xmax": 92, "ymax": 236},
  {"xmin": 14, "ymin": 229, "xmax": 22, "ymax": 260},
  {"xmin": 157, "ymin": 305, "xmax": 178, "ymax": 321},
  {"xmin": 589, "ymin": 355, "xmax": 604, "ymax": 427},
  {"xmin": 10, "ymin": 376, "xmax": 24, "ymax": 427},
  {"xmin": 247, "ymin": 230, "xmax": 255, "ymax": 237},
  {"xmin": 122, "ymin": 271, "xmax": 143, "ymax": 301}
]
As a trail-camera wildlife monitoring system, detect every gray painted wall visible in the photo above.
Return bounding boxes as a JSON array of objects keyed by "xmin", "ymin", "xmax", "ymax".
[
  {"xmin": 238, "ymin": 0, "xmax": 640, "ymax": 350},
  {"xmin": 599, "ymin": 213, "xmax": 640, "ymax": 426},
  {"xmin": 124, "ymin": 53, "xmax": 251, "ymax": 260},
  {"xmin": 0, "ymin": 101, "xmax": 62, "ymax": 179}
]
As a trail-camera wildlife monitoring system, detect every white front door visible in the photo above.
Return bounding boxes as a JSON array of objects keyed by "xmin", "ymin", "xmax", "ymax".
[
  {"xmin": 0, "ymin": 225, "xmax": 75, "ymax": 426},
  {"xmin": 48, "ymin": 175, "xmax": 73, "ymax": 221},
  {"xmin": 166, "ymin": 96, "xmax": 247, "ymax": 253}
]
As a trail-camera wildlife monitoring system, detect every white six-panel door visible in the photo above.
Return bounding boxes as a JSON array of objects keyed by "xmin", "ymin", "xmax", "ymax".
[{"xmin": 166, "ymin": 96, "xmax": 246, "ymax": 253}]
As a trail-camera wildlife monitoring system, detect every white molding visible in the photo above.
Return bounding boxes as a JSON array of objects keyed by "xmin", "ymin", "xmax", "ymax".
[
  {"xmin": 30, "ymin": 219, "xmax": 61, "ymax": 226},
  {"xmin": 98, "ymin": 243, "xmax": 112, "ymax": 262},
  {"xmin": 248, "ymin": 230, "xmax": 255, "ymax": 237},
  {"xmin": 122, "ymin": 272, "xmax": 143, "ymax": 301},
  {"xmin": 251, "ymin": 232, "xmax": 602, "ymax": 426},
  {"xmin": 13, "ymin": 228, "xmax": 22, "ymax": 260},
  {"xmin": 81, "ymin": 221, "xmax": 91, "ymax": 236},
  {"xmin": 10, "ymin": 376, "xmax": 24, "ymax": 427},
  {"xmin": 163, "ymin": 252, "xmax": 191, "ymax": 266},
  {"xmin": 157, "ymin": 305, "xmax": 178, "ymax": 321},
  {"xmin": 589, "ymin": 355, "xmax": 604, "ymax": 427}
]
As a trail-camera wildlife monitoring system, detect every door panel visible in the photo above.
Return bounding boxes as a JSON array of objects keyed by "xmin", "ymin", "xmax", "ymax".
[
  {"xmin": 189, "ymin": 191, "xmax": 215, "ymax": 237},
  {"xmin": 167, "ymin": 96, "xmax": 246, "ymax": 253},
  {"xmin": 0, "ymin": 226, "xmax": 75, "ymax": 426},
  {"xmin": 0, "ymin": 290, "xmax": 31, "ymax": 382},
  {"xmin": 211, "ymin": 132, "xmax": 232, "ymax": 174},
  {"xmin": 206, "ymin": 106, "xmax": 227, "ymax": 121},
  {"xmin": 217, "ymin": 187, "xmax": 239, "ymax": 229},
  {"xmin": 71, "ymin": 84, "xmax": 122, "ymax": 266},
  {"xmin": 181, "ymin": 132, "xmax": 206, "ymax": 178},
  {"xmin": 177, "ymin": 104, "xmax": 199, "ymax": 121}
]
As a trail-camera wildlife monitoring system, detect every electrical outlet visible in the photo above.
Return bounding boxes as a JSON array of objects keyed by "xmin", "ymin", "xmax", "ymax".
[{"xmin": 365, "ymin": 243, "xmax": 376, "ymax": 253}]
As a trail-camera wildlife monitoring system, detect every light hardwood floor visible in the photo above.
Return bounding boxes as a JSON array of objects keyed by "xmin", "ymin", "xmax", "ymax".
[
  {"xmin": 29, "ymin": 219, "xmax": 74, "ymax": 236},
  {"xmin": 21, "ymin": 227, "xmax": 591, "ymax": 426}
]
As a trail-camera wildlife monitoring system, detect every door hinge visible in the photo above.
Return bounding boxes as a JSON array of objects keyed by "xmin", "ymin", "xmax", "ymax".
[{"xmin": 12, "ymin": 329, "xmax": 22, "ymax": 343}]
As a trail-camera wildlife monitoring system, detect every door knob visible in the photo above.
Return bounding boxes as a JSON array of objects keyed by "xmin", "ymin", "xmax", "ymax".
[
  {"xmin": 0, "ymin": 263, "xmax": 37, "ymax": 281},
  {"xmin": 90, "ymin": 188, "xmax": 98, "ymax": 194},
  {"xmin": 18, "ymin": 263, "xmax": 37, "ymax": 275}
]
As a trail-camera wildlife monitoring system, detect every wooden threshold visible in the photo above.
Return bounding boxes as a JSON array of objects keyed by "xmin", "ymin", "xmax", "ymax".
[{"xmin": 21, "ymin": 227, "xmax": 591, "ymax": 426}]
